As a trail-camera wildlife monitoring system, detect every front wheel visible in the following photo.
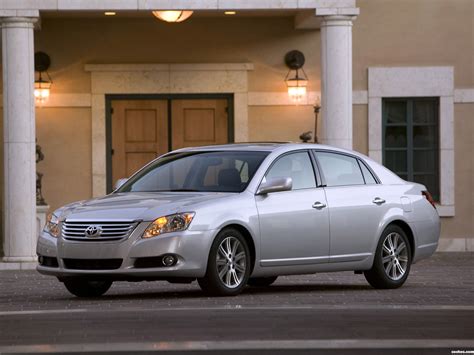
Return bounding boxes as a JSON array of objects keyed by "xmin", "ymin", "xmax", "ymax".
[
  {"xmin": 63, "ymin": 279, "xmax": 112, "ymax": 297},
  {"xmin": 364, "ymin": 225, "xmax": 412, "ymax": 289},
  {"xmin": 198, "ymin": 228, "xmax": 251, "ymax": 296}
]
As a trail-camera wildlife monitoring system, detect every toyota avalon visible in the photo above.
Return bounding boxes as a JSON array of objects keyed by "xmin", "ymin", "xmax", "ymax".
[{"xmin": 37, "ymin": 143, "xmax": 440, "ymax": 297}]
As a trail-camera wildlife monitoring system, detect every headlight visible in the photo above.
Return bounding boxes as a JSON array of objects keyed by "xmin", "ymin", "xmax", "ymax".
[
  {"xmin": 143, "ymin": 212, "xmax": 195, "ymax": 239},
  {"xmin": 44, "ymin": 213, "xmax": 60, "ymax": 238}
]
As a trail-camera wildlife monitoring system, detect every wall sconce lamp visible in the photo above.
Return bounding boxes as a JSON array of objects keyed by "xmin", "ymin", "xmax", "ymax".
[
  {"xmin": 152, "ymin": 10, "xmax": 194, "ymax": 23},
  {"xmin": 284, "ymin": 50, "xmax": 308, "ymax": 103},
  {"xmin": 34, "ymin": 52, "xmax": 52, "ymax": 104}
]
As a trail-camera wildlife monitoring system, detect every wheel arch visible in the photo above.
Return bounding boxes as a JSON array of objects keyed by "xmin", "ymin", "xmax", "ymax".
[
  {"xmin": 385, "ymin": 220, "xmax": 416, "ymax": 260},
  {"xmin": 218, "ymin": 223, "xmax": 257, "ymax": 274}
]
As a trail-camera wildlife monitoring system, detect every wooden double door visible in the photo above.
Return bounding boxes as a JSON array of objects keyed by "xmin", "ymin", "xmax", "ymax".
[{"xmin": 111, "ymin": 98, "xmax": 230, "ymax": 182}]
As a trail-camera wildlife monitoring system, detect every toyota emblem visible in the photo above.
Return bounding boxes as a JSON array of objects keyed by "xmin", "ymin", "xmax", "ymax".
[{"xmin": 84, "ymin": 225, "xmax": 102, "ymax": 238}]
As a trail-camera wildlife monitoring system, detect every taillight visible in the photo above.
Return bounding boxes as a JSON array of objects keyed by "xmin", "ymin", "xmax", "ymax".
[{"xmin": 422, "ymin": 191, "xmax": 436, "ymax": 209}]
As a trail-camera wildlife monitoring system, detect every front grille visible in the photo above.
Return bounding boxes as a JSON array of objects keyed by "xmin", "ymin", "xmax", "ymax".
[
  {"xmin": 63, "ymin": 258, "xmax": 123, "ymax": 270},
  {"xmin": 62, "ymin": 220, "xmax": 137, "ymax": 241}
]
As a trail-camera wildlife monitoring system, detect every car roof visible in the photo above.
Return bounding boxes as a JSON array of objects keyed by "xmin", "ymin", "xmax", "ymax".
[
  {"xmin": 173, "ymin": 142, "xmax": 364, "ymax": 157},
  {"xmin": 173, "ymin": 142, "xmax": 291, "ymax": 152}
]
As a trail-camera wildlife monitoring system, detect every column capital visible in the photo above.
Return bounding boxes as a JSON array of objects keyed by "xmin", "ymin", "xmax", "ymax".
[
  {"xmin": 0, "ymin": 15, "xmax": 39, "ymax": 28},
  {"xmin": 320, "ymin": 15, "xmax": 357, "ymax": 27}
]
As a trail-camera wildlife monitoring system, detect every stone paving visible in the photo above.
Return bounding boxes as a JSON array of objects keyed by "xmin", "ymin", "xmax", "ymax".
[{"xmin": 0, "ymin": 252, "xmax": 472, "ymax": 311}]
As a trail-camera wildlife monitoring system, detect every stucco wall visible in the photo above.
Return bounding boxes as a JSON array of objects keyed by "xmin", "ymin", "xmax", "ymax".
[
  {"xmin": 353, "ymin": 0, "xmax": 474, "ymax": 90},
  {"xmin": 36, "ymin": 108, "xmax": 92, "ymax": 210},
  {"xmin": 248, "ymin": 106, "xmax": 316, "ymax": 142},
  {"xmin": 441, "ymin": 103, "xmax": 474, "ymax": 240}
]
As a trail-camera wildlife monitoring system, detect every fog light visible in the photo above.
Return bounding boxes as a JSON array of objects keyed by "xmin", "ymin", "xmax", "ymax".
[{"xmin": 162, "ymin": 255, "xmax": 176, "ymax": 267}]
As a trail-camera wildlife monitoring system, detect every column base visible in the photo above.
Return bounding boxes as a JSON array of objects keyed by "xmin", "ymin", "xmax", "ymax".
[{"xmin": 0, "ymin": 258, "xmax": 37, "ymax": 270}]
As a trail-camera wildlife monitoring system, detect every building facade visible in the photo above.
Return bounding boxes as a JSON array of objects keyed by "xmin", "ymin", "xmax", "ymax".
[{"xmin": 0, "ymin": 0, "xmax": 473, "ymax": 266}]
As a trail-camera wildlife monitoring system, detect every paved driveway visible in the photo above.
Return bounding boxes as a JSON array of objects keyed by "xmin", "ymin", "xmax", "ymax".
[{"xmin": 0, "ymin": 252, "xmax": 472, "ymax": 354}]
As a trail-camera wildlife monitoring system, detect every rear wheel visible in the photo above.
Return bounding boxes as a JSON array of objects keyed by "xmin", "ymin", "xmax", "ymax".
[
  {"xmin": 364, "ymin": 225, "xmax": 412, "ymax": 289},
  {"xmin": 198, "ymin": 228, "xmax": 251, "ymax": 296},
  {"xmin": 248, "ymin": 276, "xmax": 278, "ymax": 287},
  {"xmin": 63, "ymin": 279, "xmax": 112, "ymax": 297}
]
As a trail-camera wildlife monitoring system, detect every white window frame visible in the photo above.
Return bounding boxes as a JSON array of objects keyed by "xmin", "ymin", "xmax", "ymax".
[{"xmin": 368, "ymin": 66, "xmax": 454, "ymax": 217}]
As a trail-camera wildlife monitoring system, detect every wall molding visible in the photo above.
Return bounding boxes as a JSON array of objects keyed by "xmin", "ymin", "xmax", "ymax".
[
  {"xmin": 248, "ymin": 91, "xmax": 321, "ymax": 106},
  {"xmin": 368, "ymin": 66, "xmax": 455, "ymax": 217},
  {"xmin": 84, "ymin": 63, "xmax": 254, "ymax": 72},
  {"xmin": 454, "ymin": 89, "xmax": 474, "ymax": 103},
  {"xmin": 0, "ymin": 0, "xmax": 357, "ymax": 11},
  {"xmin": 437, "ymin": 237, "xmax": 474, "ymax": 252},
  {"xmin": 2, "ymin": 88, "xmax": 471, "ymax": 108}
]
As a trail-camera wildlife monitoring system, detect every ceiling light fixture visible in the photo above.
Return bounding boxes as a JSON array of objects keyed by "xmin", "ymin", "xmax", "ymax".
[
  {"xmin": 104, "ymin": 11, "xmax": 116, "ymax": 16},
  {"xmin": 224, "ymin": 11, "xmax": 236, "ymax": 15},
  {"xmin": 152, "ymin": 10, "xmax": 194, "ymax": 23}
]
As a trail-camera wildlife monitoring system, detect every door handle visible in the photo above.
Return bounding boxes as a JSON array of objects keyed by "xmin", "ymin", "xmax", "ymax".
[
  {"xmin": 372, "ymin": 197, "xmax": 386, "ymax": 205},
  {"xmin": 312, "ymin": 201, "xmax": 327, "ymax": 209}
]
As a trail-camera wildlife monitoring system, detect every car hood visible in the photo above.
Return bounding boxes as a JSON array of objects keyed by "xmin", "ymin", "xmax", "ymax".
[{"xmin": 57, "ymin": 192, "xmax": 233, "ymax": 221}]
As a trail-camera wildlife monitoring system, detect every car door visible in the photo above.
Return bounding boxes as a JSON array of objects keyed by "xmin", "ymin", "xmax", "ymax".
[
  {"xmin": 313, "ymin": 151, "xmax": 390, "ymax": 262},
  {"xmin": 255, "ymin": 151, "xmax": 330, "ymax": 267}
]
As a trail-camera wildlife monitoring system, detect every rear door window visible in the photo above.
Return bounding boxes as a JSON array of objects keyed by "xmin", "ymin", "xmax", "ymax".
[{"xmin": 315, "ymin": 152, "xmax": 365, "ymax": 187}]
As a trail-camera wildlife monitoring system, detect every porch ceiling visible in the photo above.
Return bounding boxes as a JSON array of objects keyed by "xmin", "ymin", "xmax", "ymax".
[{"xmin": 40, "ymin": 9, "xmax": 301, "ymax": 19}]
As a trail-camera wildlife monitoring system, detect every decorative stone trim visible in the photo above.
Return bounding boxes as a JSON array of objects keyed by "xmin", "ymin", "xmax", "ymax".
[
  {"xmin": 352, "ymin": 90, "xmax": 368, "ymax": 104},
  {"xmin": 248, "ymin": 91, "xmax": 321, "ymax": 106},
  {"xmin": 36, "ymin": 94, "xmax": 91, "ymax": 107},
  {"xmin": 84, "ymin": 63, "xmax": 254, "ymax": 72},
  {"xmin": 454, "ymin": 89, "xmax": 474, "ymax": 103},
  {"xmin": 368, "ymin": 67, "xmax": 455, "ymax": 217},
  {"xmin": 86, "ymin": 63, "xmax": 253, "ymax": 197},
  {"xmin": 437, "ymin": 238, "xmax": 474, "ymax": 252},
  {"xmin": 0, "ymin": 0, "xmax": 357, "ymax": 11},
  {"xmin": 13, "ymin": 89, "xmax": 471, "ymax": 108},
  {"xmin": 0, "ymin": 261, "xmax": 37, "ymax": 270}
]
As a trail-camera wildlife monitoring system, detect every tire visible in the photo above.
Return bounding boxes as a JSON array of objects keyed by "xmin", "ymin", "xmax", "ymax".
[
  {"xmin": 198, "ymin": 228, "xmax": 251, "ymax": 296},
  {"xmin": 63, "ymin": 279, "xmax": 113, "ymax": 297},
  {"xmin": 248, "ymin": 276, "xmax": 278, "ymax": 287},
  {"xmin": 364, "ymin": 225, "xmax": 412, "ymax": 289}
]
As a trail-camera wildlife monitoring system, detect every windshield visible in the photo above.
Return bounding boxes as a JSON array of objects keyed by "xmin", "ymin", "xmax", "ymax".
[{"xmin": 117, "ymin": 151, "xmax": 269, "ymax": 193}]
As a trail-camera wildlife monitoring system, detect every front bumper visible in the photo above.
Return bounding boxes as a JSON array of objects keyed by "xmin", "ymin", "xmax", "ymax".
[{"xmin": 36, "ymin": 222, "xmax": 217, "ymax": 279}]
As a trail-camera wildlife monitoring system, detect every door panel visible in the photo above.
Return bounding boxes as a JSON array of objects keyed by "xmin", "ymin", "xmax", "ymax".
[
  {"xmin": 112, "ymin": 100, "xmax": 168, "ymax": 182},
  {"xmin": 172, "ymin": 99, "xmax": 228, "ymax": 150},
  {"xmin": 256, "ymin": 151, "xmax": 330, "ymax": 266},
  {"xmin": 324, "ymin": 185, "xmax": 389, "ymax": 262},
  {"xmin": 313, "ymin": 151, "xmax": 389, "ymax": 262},
  {"xmin": 256, "ymin": 189, "xmax": 330, "ymax": 266}
]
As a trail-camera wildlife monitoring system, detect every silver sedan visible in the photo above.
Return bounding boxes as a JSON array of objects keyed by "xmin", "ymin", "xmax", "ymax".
[{"xmin": 37, "ymin": 143, "xmax": 440, "ymax": 297}]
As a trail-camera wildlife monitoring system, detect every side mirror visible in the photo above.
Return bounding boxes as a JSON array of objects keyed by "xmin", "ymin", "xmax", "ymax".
[
  {"xmin": 114, "ymin": 178, "xmax": 128, "ymax": 191},
  {"xmin": 256, "ymin": 177, "xmax": 292, "ymax": 195}
]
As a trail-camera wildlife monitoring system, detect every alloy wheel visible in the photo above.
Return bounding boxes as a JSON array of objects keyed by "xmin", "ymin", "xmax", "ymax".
[
  {"xmin": 382, "ymin": 232, "xmax": 409, "ymax": 281},
  {"xmin": 216, "ymin": 236, "xmax": 247, "ymax": 288}
]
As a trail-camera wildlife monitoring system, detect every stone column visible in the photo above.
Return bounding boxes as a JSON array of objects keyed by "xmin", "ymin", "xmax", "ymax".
[
  {"xmin": 1, "ymin": 17, "xmax": 38, "ymax": 262},
  {"xmin": 320, "ymin": 15, "xmax": 356, "ymax": 150}
]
